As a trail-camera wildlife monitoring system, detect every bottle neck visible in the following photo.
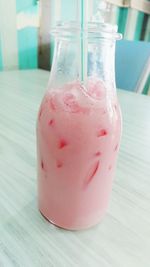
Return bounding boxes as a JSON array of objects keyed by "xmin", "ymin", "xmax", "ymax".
[
  {"xmin": 49, "ymin": 37, "xmax": 116, "ymax": 94},
  {"xmin": 49, "ymin": 38, "xmax": 80, "ymax": 88},
  {"xmin": 88, "ymin": 39, "xmax": 116, "ymax": 90}
]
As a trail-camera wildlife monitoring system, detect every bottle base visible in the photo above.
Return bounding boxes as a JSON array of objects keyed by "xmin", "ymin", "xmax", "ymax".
[{"xmin": 39, "ymin": 208, "xmax": 106, "ymax": 231}]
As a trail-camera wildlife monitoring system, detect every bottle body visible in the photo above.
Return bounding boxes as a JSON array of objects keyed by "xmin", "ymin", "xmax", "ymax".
[{"xmin": 37, "ymin": 23, "xmax": 122, "ymax": 229}]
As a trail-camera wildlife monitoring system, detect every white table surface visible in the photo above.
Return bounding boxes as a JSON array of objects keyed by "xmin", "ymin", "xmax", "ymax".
[{"xmin": 0, "ymin": 70, "xmax": 150, "ymax": 267}]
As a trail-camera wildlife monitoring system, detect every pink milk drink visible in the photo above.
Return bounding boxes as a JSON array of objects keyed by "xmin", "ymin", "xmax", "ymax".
[{"xmin": 37, "ymin": 22, "xmax": 122, "ymax": 230}]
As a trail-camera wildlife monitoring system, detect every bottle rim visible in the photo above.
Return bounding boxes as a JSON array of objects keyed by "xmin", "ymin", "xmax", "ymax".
[{"xmin": 51, "ymin": 21, "xmax": 122, "ymax": 41}]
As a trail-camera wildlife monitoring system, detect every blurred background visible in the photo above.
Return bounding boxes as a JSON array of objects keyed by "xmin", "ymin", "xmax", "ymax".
[{"xmin": 0, "ymin": 0, "xmax": 150, "ymax": 94}]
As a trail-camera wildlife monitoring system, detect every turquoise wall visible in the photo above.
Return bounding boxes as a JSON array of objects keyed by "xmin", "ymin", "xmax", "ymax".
[
  {"xmin": 134, "ymin": 12, "xmax": 145, "ymax": 40},
  {"xmin": 18, "ymin": 27, "xmax": 38, "ymax": 69},
  {"xmin": 17, "ymin": 4, "xmax": 38, "ymax": 69},
  {"xmin": 0, "ymin": 0, "xmax": 38, "ymax": 71},
  {"xmin": 0, "ymin": 0, "xmax": 149, "ymax": 71},
  {"xmin": 16, "ymin": 0, "xmax": 37, "ymax": 13}
]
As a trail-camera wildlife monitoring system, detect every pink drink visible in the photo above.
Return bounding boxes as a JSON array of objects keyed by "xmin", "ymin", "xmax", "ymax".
[{"xmin": 37, "ymin": 79, "xmax": 121, "ymax": 230}]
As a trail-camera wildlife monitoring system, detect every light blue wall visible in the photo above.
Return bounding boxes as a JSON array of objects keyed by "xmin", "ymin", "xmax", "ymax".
[
  {"xmin": 0, "ymin": 38, "xmax": 3, "ymax": 70},
  {"xmin": 61, "ymin": 0, "xmax": 77, "ymax": 21}
]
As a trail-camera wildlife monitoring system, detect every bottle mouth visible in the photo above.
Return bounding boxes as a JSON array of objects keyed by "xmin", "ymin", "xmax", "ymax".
[{"xmin": 51, "ymin": 21, "xmax": 122, "ymax": 41}]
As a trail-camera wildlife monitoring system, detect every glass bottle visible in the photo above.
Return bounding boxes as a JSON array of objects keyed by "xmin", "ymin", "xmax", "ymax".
[{"xmin": 37, "ymin": 22, "xmax": 122, "ymax": 230}]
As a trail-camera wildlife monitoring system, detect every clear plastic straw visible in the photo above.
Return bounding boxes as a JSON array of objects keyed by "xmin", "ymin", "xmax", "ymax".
[{"xmin": 78, "ymin": 0, "xmax": 88, "ymax": 83}]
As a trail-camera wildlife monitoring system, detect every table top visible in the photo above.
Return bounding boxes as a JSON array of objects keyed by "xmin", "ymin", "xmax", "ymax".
[{"xmin": 0, "ymin": 70, "xmax": 150, "ymax": 267}]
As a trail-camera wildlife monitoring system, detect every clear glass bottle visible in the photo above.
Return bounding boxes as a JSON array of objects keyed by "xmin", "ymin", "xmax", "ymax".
[{"xmin": 37, "ymin": 22, "xmax": 122, "ymax": 230}]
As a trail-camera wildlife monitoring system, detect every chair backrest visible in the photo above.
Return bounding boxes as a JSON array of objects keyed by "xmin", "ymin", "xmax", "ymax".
[{"xmin": 115, "ymin": 40, "xmax": 150, "ymax": 93}]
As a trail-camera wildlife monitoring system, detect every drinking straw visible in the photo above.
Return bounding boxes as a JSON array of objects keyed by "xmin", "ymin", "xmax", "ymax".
[
  {"xmin": 78, "ymin": 0, "xmax": 88, "ymax": 83},
  {"xmin": 88, "ymin": 0, "xmax": 93, "ymax": 21}
]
